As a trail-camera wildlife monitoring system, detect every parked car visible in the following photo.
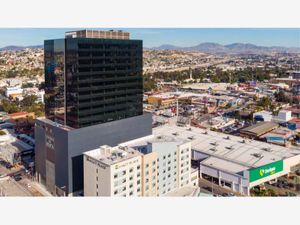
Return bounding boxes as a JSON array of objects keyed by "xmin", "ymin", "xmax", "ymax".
[{"xmin": 14, "ymin": 175, "xmax": 22, "ymax": 182}]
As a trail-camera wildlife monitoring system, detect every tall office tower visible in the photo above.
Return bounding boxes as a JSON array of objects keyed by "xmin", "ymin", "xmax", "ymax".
[
  {"xmin": 35, "ymin": 30, "xmax": 152, "ymax": 196},
  {"xmin": 44, "ymin": 30, "xmax": 143, "ymax": 128}
]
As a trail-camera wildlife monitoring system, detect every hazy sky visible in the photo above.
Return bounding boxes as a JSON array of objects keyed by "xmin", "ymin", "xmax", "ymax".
[{"xmin": 0, "ymin": 28, "xmax": 299, "ymax": 48}]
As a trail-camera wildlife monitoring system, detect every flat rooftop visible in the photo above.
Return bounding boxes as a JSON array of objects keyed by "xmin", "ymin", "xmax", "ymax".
[
  {"xmin": 120, "ymin": 134, "xmax": 189, "ymax": 154},
  {"xmin": 65, "ymin": 29, "xmax": 130, "ymax": 40},
  {"xmin": 84, "ymin": 145, "xmax": 141, "ymax": 166},
  {"xmin": 146, "ymin": 124, "xmax": 300, "ymax": 172}
]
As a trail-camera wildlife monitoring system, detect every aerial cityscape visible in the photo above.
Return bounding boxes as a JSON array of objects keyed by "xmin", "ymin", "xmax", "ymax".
[{"xmin": 1, "ymin": 28, "xmax": 300, "ymax": 197}]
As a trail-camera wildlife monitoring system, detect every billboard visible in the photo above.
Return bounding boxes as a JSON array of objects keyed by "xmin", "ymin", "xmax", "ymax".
[{"xmin": 249, "ymin": 160, "xmax": 283, "ymax": 183}]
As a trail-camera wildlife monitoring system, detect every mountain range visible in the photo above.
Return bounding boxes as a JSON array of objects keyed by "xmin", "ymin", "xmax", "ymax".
[
  {"xmin": 1, "ymin": 43, "xmax": 299, "ymax": 54},
  {"xmin": 151, "ymin": 42, "xmax": 300, "ymax": 54},
  {"xmin": 0, "ymin": 45, "xmax": 43, "ymax": 51}
]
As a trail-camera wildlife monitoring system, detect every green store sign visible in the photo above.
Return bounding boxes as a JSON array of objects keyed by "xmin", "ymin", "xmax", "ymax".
[{"xmin": 249, "ymin": 160, "xmax": 283, "ymax": 183}]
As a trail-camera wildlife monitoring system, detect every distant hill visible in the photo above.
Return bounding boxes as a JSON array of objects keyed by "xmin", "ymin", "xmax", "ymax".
[
  {"xmin": 0, "ymin": 45, "xmax": 43, "ymax": 51},
  {"xmin": 152, "ymin": 42, "xmax": 300, "ymax": 54}
]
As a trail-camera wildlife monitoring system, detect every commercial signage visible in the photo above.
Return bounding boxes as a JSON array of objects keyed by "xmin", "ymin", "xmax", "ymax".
[
  {"xmin": 86, "ymin": 156, "xmax": 107, "ymax": 169},
  {"xmin": 249, "ymin": 160, "xmax": 283, "ymax": 183}
]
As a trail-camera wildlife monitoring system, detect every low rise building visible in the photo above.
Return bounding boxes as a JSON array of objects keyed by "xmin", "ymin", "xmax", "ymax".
[
  {"xmin": 84, "ymin": 134, "xmax": 197, "ymax": 197},
  {"xmin": 84, "ymin": 145, "xmax": 142, "ymax": 197},
  {"xmin": 240, "ymin": 122, "xmax": 279, "ymax": 139}
]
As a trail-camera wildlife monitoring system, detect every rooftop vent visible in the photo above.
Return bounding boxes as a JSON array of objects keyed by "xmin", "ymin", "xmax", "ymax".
[
  {"xmin": 172, "ymin": 132, "xmax": 179, "ymax": 136},
  {"xmin": 210, "ymin": 147, "xmax": 217, "ymax": 152},
  {"xmin": 210, "ymin": 141, "xmax": 218, "ymax": 146},
  {"xmin": 262, "ymin": 147, "xmax": 272, "ymax": 152},
  {"xmin": 187, "ymin": 127, "xmax": 192, "ymax": 131},
  {"xmin": 226, "ymin": 146, "xmax": 234, "ymax": 150},
  {"xmin": 203, "ymin": 131, "xmax": 208, "ymax": 135},
  {"xmin": 188, "ymin": 136, "xmax": 194, "ymax": 140},
  {"xmin": 252, "ymin": 153, "xmax": 262, "ymax": 158}
]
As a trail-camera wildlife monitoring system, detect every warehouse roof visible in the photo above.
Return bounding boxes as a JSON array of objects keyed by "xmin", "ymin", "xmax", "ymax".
[
  {"xmin": 148, "ymin": 124, "xmax": 300, "ymax": 171},
  {"xmin": 240, "ymin": 122, "xmax": 278, "ymax": 137}
]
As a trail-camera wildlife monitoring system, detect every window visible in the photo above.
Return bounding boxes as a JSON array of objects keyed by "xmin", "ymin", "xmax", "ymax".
[
  {"xmin": 168, "ymin": 167, "xmax": 171, "ymax": 171},
  {"xmin": 96, "ymin": 169, "xmax": 98, "ymax": 173},
  {"xmin": 129, "ymin": 183, "xmax": 133, "ymax": 188},
  {"xmin": 145, "ymin": 185, "xmax": 149, "ymax": 190},
  {"xmin": 163, "ymin": 156, "xmax": 166, "ymax": 160},
  {"xmin": 96, "ymin": 184, "xmax": 98, "ymax": 189},
  {"xmin": 168, "ymin": 161, "xmax": 171, "ymax": 165},
  {"xmin": 146, "ymin": 163, "xmax": 149, "ymax": 168},
  {"xmin": 174, "ymin": 152, "xmax": 177, "ymax": 156},
  {"xmin": 122, "ymin": 178, "xmax": 126, "ymax": 183},
  {"xmin": 137, "ymin": 165, "xmax": 140, "ymax": 170},
  {"xmin": 129, "ymin": 168, "xmax": 134, "ymax": 173},
  {"xmin": 122, "ymin": 187, "xmax": 126, "ymax": 191},
  {"xmin": 129, "ymin": 176, "xmax": 133, "ymax": 181},
  {"xmin": 137, "ymin": 172, "xmax": 141, "ymax": 177},
  {"xmin": 152, "ymin": 168, "xmax": 156, "ymax": 173},
  {"xmin": 146, "ymin": 178, "xmax": 149, "ymax": 183},
  {"xmin": 168, "ymin": 154, "xmax": 171, "ymax": 158},
  {"xmin": 137, "ymin": 180, "xmax": 140, "ymax": 185},
  {"xmin": 96, "ymin": 176, "xmax": 98, "ymax": 181},
  {"xmin": 114, "ymin": 190, "xmax": 118, "ymax": 195},
  {"xmin": 146, "ymin": 171, "xmax": 149, "ymax": 176},
  {"xmin": 114, "ymin": 174, "xmax": 118, "ymax": 179},
  {"xmin": 168, "ymin": 174, "xmax": 171, "ymax": 178},
  {"xmin": 122, "ymin": 170, "xmax": 126, "ymax": 175},
  {"xmin": 129, "ymin": 191, "xmax": 133, "ymax": 196},
  {"xmin": 152, "ymin": 161, "xmax": 156, "ymax": 166},
  {"xmin": 96, "ymin": 192, "xmax": 98, "ymax": 196},
  {"xmin": 137, "ymin": 188, "xmax": 140, "ymax": 192}
]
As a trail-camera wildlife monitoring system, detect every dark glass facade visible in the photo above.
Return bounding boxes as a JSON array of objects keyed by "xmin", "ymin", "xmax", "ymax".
[{"xmin": 44, "ymin": 37, "xmax": 143, "ymax": 128}]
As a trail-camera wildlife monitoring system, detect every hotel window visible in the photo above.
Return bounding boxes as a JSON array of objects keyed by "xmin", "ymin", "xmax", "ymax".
[
  {"xmin": 96, "ymin": 176, "xmax": 98, "ymax": 181},
  {"xmin": 137, "ymin": 165, "xmax": 140, "ymax": 170},
  {"xmin": 96, "ymin": 169, "xmax": 98, "ymax": 173},
  {"xmin": 137, "ymin": 187, "xmax": 140, "ymax": 192},
  {"xmin": 168, "ymin": 154, "xmax": 171, "ymax": 158},
  {"xmin": 146, "ymin": 178, "xmax": 149, "ymax": 183},
  {"xmin": 137, "ymin": 172, "xmax": 141, "ymax": 177},
  {"xmin": 129, "ymin": 191, "xmax": 133, "ymax": 196},
  {"xmin": 146, "ymin": 171, "xmax": 149, "ymax": 176},
  {"xmin": 168, "ymin": 161, "xmax": 171, "ymax": 165},
  {"xmin": 163, "ymin": 156, "xmax": 166, "ymax": 160},
  {"xmin": 152, "ymin": 168, "xmax": 156, "ymax": 173},
  {"xmin": 130, "ymin": 183, "xmax": 133, "ymax": 188},
  {"xmin": 129, "ymin": 168, "xmax": 134, "ymax": 173},
  {"xmin": 129, "ymin": 176, "xmax": 133, "ymax": 181},
  {"xmin": 152, "ymin": 161, "xmax": 156, "ymax": 166},
  {"xmin": 114, "ymin": 174, "xmax": 118, "ymax": 179},
  {"xmin": 122, "ymin": 170, "xmax": 126, "ymax": 175},
  {"xmin": 137, "ymin": 180, "xmax": 140, "ymax": 185},
  {"xmin": 146, "ymin": 163, "xmax": 149, "ymax": 168},
  {"xmin": 96, "ymin": 184, "xmax": 98, "ymax": 189}
]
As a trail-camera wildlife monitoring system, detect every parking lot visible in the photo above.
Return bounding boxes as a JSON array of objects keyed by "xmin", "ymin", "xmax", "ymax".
[
  {"xmin": 198, "ymin": 177, "xmax": 242, "ymax": 197},
  {"xmin": 0, "ymin": 177, "xmax": 33, "ymax": 196}
]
